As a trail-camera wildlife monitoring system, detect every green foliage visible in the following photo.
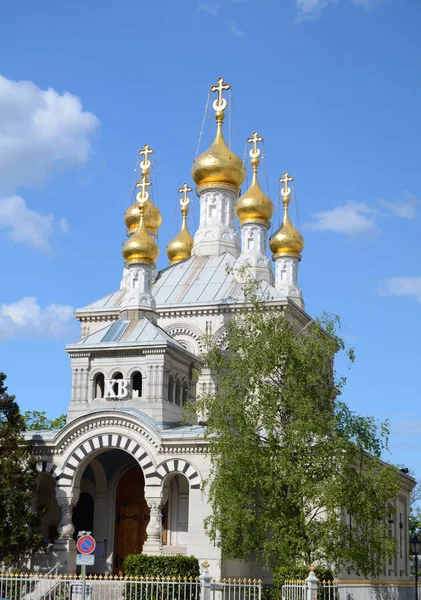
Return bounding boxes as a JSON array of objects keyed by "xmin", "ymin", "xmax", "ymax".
[
  {"xmin": 196, "ymin": 280, "xmax": 400, "ymax": 578},
  {"xmin": 0, "ymin": 373, "xmax": 45, "ymax": 567},
  {"xmin": 23, "ymin": 410, "xmax": 66, "ymax": 431},
  {"xmin": 123, "ymin": 555, "xmax": 200, "ymax": 600},
  {"xmin": 273, "ymin": 566, "xmax": 334, "ymax": 588},
  {"xmin": 123, "ymin": 554, "xmax": 200, "ymax": 579}
]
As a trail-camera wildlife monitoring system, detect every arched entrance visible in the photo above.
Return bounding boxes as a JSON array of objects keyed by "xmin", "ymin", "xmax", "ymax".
[{"xmin": 114, "ymin": 464, "xmax": 149, "ymax": 573}]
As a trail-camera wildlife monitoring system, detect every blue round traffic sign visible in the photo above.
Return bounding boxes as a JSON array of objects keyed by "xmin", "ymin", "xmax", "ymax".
[{"xmin": 77, "ymin": 534, "xmax": 96, "ymax": 555}]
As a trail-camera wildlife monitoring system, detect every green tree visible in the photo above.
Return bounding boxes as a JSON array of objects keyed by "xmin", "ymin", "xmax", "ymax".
[
  {"xmin": 23, "ymin": 410, "xmax": 66, "ymax": 431},
  {"xmin": 196, "ymin": 284, "xmax": 400, "ymax": 578},
  {"xmin": 0, "ymin": 373, "xmax": 44, "ymax": 567},
  {"xmin": 409, "ymin": 472, "xmax": 421, "ymax": 537}
]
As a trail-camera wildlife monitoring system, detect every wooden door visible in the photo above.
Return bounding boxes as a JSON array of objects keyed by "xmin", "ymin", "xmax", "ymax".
[{"xmin": 114, "ymin": 466, "xmax": 149, "ymax": 573}]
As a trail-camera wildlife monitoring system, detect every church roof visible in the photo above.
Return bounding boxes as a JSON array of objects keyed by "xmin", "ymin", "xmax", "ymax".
[
  {"xmin": 68, "ymin": 316, "xmax": 188, "ymax": 351},
  {"xmin": 76, "ymin": 252, "xmax": 280, "ymax": 315}
]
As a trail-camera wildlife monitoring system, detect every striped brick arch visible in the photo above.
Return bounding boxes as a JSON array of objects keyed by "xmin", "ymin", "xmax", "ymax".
[
  {"xmin": 59, "ymin": 433, "xmax": 156, "ymax": 483},
  {"xmin": 154, "ymin": 459, "xmax": 201, "ymax": 490}
]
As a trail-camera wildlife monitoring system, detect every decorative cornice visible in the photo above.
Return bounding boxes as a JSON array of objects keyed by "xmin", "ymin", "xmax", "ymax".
[{"xmin": 57, "ymin": 416, "xmax": 161, "ymax": 454}]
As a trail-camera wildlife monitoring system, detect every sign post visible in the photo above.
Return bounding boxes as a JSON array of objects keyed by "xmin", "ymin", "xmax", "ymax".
[{"xmin": 76, "ymin": 532, "xmax": 96, "ymax": 600}]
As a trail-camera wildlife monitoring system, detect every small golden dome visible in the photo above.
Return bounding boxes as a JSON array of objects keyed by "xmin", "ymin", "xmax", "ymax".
[
  {"xmin": 166, "ymin": 183, "xmax": 194, "ymax": 264},
  {"xmin": 191, "ymin": 79, "xmax": 245, "ymax": 193},
  {"xmin": 124, "ymin": 198, "xmax": 163, "ymax": 237},
  {"xmin": 122, "ymin": 203, "xmax": 159, "ymax": 266},
  {"xmin": 236, "ymin": 132, "xmax": 274, "ymax": 226},
  {"xmin": 269, "ymin": 175, "xmax": 304, "ymax": 259}
]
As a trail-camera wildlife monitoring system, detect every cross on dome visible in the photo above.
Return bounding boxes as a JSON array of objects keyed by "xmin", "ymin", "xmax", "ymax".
[
  {"xmin": 136, "ymin": 176, "xmax": 151, "ymax": 203},
  {"xmin": 210, "ymin": 77, "xmax": 230, "ymax": 112},
  {"xmin": 247, "ymin": 132, "xmax": 263, "ymax": 159},
  {"xmin": 139, "ymin": 144, "xmax": 154, "ymax": 173},
  {"xmin": 179, "ymin": 182, "xmax": 192, "ymax": 207},
  {"xmin": 279, "ymin": 172, "xmax": 293, "ymax": 197}
]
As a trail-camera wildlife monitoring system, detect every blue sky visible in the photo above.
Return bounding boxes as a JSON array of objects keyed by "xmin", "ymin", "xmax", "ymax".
[{"xmin": 0, "ymin": 0, "xmax": 420, "ymax": 473}]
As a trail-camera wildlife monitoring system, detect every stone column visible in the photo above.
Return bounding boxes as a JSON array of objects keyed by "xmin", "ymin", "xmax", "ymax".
[
  {"xmin": 305, "ymin": 570, "xmax": 319, "ymax": 600},
  {"xmin": 143, "ymin": 499, "xmax": 163, "ymax": 555},
  {"xmin": 53, "ymin": 488, "xmax": 79, "ymax": 573},
  {"xmin": 235, "ymin": 222, "xmax": 273, "ymax": 284},
  {"xmin": 274, "ymin": 256, "xmax": 304, "ymax": 309},
  {"xmin": 192, "ymin": 188, "xmax": 240, "ymax": 258}
]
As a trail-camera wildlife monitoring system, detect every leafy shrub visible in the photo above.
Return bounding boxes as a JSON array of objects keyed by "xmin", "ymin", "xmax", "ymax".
[
  {"xmin": 123, "ymin": 554, "xmax": 200, "ymax": 579},
  {"xmin": 123, "ymin": 554, "xmax": 200, "ymax": 600}
]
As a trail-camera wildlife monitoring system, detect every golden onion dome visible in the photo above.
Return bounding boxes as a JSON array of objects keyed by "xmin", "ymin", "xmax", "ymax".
[
  {"xmin": 122, "ymin": 203, "xmax": 159, "ymax": 266},
  {"xmin": 191, "ymin": 78, "xmax": 245, "ymax": 194},
  {"xmin": 236, "ymin": 132, "xmax": 274, "ymax": 227},
  {"xmin": 166, "ymin": 183, "xmax": 194, "ymax": 264},
  {"xmin": 124, "ymin": 198, "xmax": 163, "ymax": 237},
  {"xmin": 269, "ymin": 177, "xmax": 304, "ymax": 260}
]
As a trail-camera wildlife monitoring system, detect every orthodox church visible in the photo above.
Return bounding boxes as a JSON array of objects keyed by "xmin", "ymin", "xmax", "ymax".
[{"xmin": 28, "ymin": 79, "xmax": 413, "ymax": 579}]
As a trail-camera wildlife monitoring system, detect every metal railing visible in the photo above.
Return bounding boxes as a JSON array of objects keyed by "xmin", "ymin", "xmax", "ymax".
[
  {"xmin": 211, "ymin": 578, "xmax": 262, "ymax": 600},
  {"xmin": 282, "ymin": 580, "xmax": 306, "ymax": 600},
  {"xmin": 0, "ymin": 573, "xmax": 261, "ymax": 600}
]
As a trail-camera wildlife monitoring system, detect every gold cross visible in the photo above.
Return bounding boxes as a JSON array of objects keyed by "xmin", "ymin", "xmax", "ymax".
[
  {"xmin": 136, "ymin": 176, "xmax": 151, "ymax": 203},
  {"xmin": 279, "ymin": 172, "xmax": 294, "ymax": 197},
  {"xmin": 210, "ymin": 77, "xmax": 230, "ymax": 111},
  {"xmin": 179, "ymin": 182, "xmax": 192, "ymax": 207},
  {"xmin": 139, "ymin": 144, "xmax": 154, "ymax": 171},
  {"xmin": 247, "ymin": 131, "xmax": 263, "ymax": 159}
]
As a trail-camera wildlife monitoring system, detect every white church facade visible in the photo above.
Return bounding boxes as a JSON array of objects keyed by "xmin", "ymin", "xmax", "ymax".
[{"xmin": 28, "ymin": 79, "xmax": 414, "ymax": 580}]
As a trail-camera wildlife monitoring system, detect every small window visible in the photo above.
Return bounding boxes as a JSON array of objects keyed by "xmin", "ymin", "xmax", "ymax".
[
  {"xmin": 132, "ymin": 371, "xmax": 142, "ymax": 398},
  {"xmin": 182, "ymin": 387, "xmax": 189, "ymax": 406},
  {"xmin": 175, "ymin": 379, "xmax": 181, "ymax": 406},
  {"xmin": 168, "ymin": 375, "xmax": 174, "ymax": 403},
  {"xmin": 94, "ymin": 373, "xmax": 105, "ymax": 399},
  {"xmin": 112, "ymin": 372, "xmax": 123, "ymax": 395}
]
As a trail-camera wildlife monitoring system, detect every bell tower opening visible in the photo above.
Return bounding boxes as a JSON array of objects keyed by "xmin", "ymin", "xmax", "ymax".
[{"xmin": 114, "ymin": 464, "xmax": 149, "ymax": 573}]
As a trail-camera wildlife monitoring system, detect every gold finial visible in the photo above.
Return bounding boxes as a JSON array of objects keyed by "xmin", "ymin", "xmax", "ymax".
[
  {"xmin": 269, "ymin": 171, "xmax": 304, "ymax": 260},
  {"xmin": 279, "ymin": 172, "xmax": 294, "ymax": 198},
  {"xmin": 210, "ymin": 77, "xmax": 230, "ymax": 112},
  {"xmin": 235, "ymin": 131, "xmax": 273, "ymax": 226},
  {"xmin": 178, "ymin": 182, "xmax": 192, "ymax": 213},
  {"xmin": 166, "ymin": 183, "xmax": 194, "ymax": 264},
  {"xmin": 136, "ymin": 176, "xmax": 151, "ymax": 203},
  {"xmin": 139, "ymin": 144, "xmax": 154, "ymax": 174},
  {"xmin": 247, "ymin": 131, "xmax": 263, "ymax": 159}
]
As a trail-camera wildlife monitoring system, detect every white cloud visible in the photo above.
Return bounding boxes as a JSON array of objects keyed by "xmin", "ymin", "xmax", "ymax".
[
  {"xmin": 379, "ymin": 191, "xmax": 418, "ymax": 219},
  {"xmin": 230, "ymin": 22, "xmax": 245, "ymax": 35},
  {"xmin": 59, "ymin": 217, "xmax": 69, "ymax": 233},
  {"xmin": 304, "ymin": 202, "xmax": 378, "ymax": 235},
  {"xmin": 0, "ymin": 297, "xmax": 74, "ymax": 342},
  {"xmin": 378, "ymin": 277, "xmax": 421, "ymax": 302},
  {"xmin": 296, "ymin": 0, "xmax": 382, "ymax": 17},
  {"xmin": 0, "ymin": 195, "xmax": 55, "ymax": 252},
  {"xmin": 198, "ymin": 1, "xmax": 220, "ymax": 15},
  {"xmin": 0, "ymin": 75, "xmax": 99, "ymax": 190}
]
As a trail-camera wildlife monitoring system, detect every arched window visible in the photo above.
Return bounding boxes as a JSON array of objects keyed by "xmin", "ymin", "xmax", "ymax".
[
  {"xmin": 112, "ymin": 372, "xmax": 123, "ymax": 396},
  {"xmin": 168, "ymin": 375, "xmax": 174, "ymax": 403},
  {"xmin": 175, "ymin": 379, "xmax": 181, "ymax": 406},
  {"xmin": 94, "ymin": 373, "xmax": 105, "ymax": 399},
  {"xmin": 132, "ymin": 371, "xmax": 142, "ymax": 398}
]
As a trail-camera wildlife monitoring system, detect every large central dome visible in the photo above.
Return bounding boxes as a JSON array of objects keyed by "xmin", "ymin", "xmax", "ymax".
[{"xmin": 191, "ymin": 109, "xmax": 245, "ymax": 193}]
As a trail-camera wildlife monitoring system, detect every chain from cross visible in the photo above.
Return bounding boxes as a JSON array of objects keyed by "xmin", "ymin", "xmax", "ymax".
[
  {"xmin": 279, "ymin": 172, "xmax": 294, "ymax": 197},
  {"xmin": 136, "ymin": 176, "xmax": 151, "ymax": 204},
  {"xmin": 248, "ymin": 131, "xmax": 263, "ymax": 159},
  {"xmin": 210, "ymin": 77, "xmax": 230, "ymax": 112},
  {"xmin": 139, "ymin": 144, "xmax": 154, "ymax": 172},
  {"xmin": 179, "ymin": 182, "xmax": 192, "ymax": 207}
]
